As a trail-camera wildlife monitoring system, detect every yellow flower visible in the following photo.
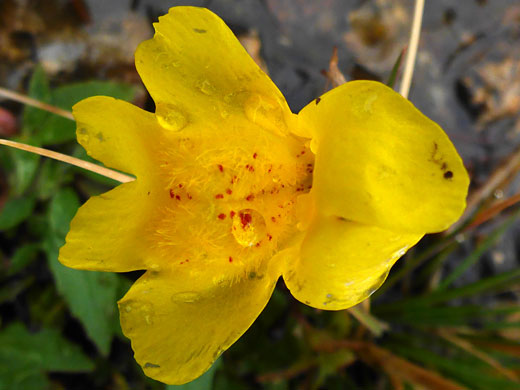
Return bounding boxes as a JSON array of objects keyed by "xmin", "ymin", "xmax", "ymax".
[{"xmin": 58, "ymin": 6, "xmax": 469, "ymax": 385}]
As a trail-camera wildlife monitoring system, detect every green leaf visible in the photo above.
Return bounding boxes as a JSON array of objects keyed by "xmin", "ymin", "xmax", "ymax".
[
  {"xmin": 35, "ymin": 159, "xmax": 73, "ymax": 201},
  {"xmin": 6, "ymin": 141, "xmax": 40, "ymax": 196},
  {"xmin": 22, "ymin": 65, "xmax": 51, "ymax": 136},
  {"xmin": 38, "ymin": 81, "xmax": 136, "ymax": 145},
  {"xmin": 44, "ymin": 188, "xmax": 119, "ymax": 355},
  {"xmin": 0, "ymin": 196, "xmax": 36, "ymax": 230},
  {"xmin": 167, "ymin": 358, "xmax": 222, "ymax": 390},
  {"xmin": 47, "ymin": 187, "xmax": 80, "ymax": 236},
  {"xmin": 0, "ymin": 353, "xmax": 48, "ymax": 390},
  {"xmin": 0, "ymin": 323, "xmax": 94, "ymax": 372},
  {"xmin": 7, "ymin": 243, "xmax": 40, "ymax": 276},
  {"xmin": 0, "ymin": 322, "xmax": 93, "ymax": 390},
  {"xmin": 386, "ymin": 48, "xmax": 405, "ymax": 89}
]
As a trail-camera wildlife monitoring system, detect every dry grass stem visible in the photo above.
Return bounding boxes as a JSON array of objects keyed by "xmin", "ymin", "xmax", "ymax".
[
  {"xmin": 0, "ymin": 87, "xmax": 74, "ymax": 121},
  {"xmin": 399, "ymin": 0, "xmax": 425, "ymax": 98},
  {"xmin": 0, "ymin": 138, "xmax": 134, "ymax": 183}
]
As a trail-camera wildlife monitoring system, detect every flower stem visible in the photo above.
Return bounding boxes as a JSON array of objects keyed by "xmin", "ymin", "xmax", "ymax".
[
  {"xmin": 0, "ymin": 138, "xmax": 134, "ymax": 183},
  {"xmin": 0, "ymin": 87, "xmax": 74, "ymax": 121},
  {"xmin": 399, "ymin": 0, "xmax": 425, "ymax": 99}
]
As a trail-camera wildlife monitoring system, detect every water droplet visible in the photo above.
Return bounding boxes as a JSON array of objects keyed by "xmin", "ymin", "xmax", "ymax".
[
  {"xmin": 220, "ymin": 109, "xmax": 229, "ymax": 119},
  {"xmin": 359, "ymin": 269, "xmax": 391, "ymax": 301},
  {"xmin": 139, "ymin": 302, "xmax": 154, "ymax": 325},
  {"xmin": 231, "ymin": 209, "xmax": 267, "ymax": 247},
  {"xmin": 197, "ymin": 79, "xmax": 216, "ymax": 95},
  {"xmin": 244, "ymin": 94, "xmax": 287, "ymax": 135},
  {"xmin": 156, "ymin": 103, "xmax": 188, "ymax": 132},
  {"xmin": 171, "ymin": 291, "xmax": 200, "ymax": 303}
]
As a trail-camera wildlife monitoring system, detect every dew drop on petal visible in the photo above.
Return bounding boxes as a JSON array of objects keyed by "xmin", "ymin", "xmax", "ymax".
[
  {"xmin": 197, "ymin": 79, "xmax": 216, "ymax": 95},
  {"xmin": 244, "ymin": 94, "xmax": 287, "ymax": 135},
  {"xmin": 156, "ymin": 103, "xmax": 188, "ymax": 132},
  {"xmin": 171, "ymin": 291, "xmax": 200, "ymax": 304},
  {"xmin": 140, "ymin": 302, "xmax": 155, "ymax": 325},
  {"xmin": 358, "ymin": 268, "xmax": 391, "ymax": 302},
  {"xmin": 231, "ymin": 209, "xmax": 267, "ymax": 247}
]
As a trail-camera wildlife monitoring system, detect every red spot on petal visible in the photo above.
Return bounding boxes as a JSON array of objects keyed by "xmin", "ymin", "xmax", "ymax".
[
  {"xmin": 267, "ymin": 234, "xmax": 272, "ymax": 241},
  {"xmin": 218, "ymin": 164, "xmax": 224, "ymax": 172},
  {"xmin": 230, "ymin": 211, "xmax": 236, "ymax": 218},
  {"xmin": 187, "ymin": 193, "xmax": 193, "ymax": 199},
  {"xmin": 215, "ymin": 194, "xmax": 224, "ymax": 199},
  {"xmin": 271, "ymin": 217, "xmax": 276, "ymax": 222},
  {"xmin": 253, "ymin": 152, "xmax": 258, "ymax": 159},
  {"xmin": 218, "ymin": 213, "xmax": 226, "ymax": 220},
  {"xmin": 246, "ymin": 194, "xmax": 254, "ymax": 201},
  {"xmin": 226, "ymin": 188, "xmax": 232, "ymax": 195},
  {"xmin": 175, "ymin": 195, "xmax": 181, "ymax": 200},
  {"xmin": 229, "ymin": 256, "xmax": 233, "ymax": 263},
  {"xmin": 169, "ymin": 189, "xmax": 175, "ymax": 198},
  {"xmin": 178, "ymin": 183, "xmax": 183, "ymax": 188}
]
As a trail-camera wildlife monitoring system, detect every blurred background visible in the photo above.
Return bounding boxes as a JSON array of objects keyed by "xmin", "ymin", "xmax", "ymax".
[{"xmin": 1, "ymin": 0, "xmax": 520, "ymax": 389}]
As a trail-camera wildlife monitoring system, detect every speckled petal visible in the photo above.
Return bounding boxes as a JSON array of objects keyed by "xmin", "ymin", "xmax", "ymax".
[
  {"xmin": 135, "ymin": 6, "xmax": 293, "ymax": 136},
  {"xmin": 59, "ymin": 181, "xmax": 152, "ymax": 272},
  {"xmin": 73, "ymin": 96, "xmax": 162, "ymax": 178},
  {"xmin": 119, "ymin": 264, "xmax": 278, "ymax": 384},
  {"xmin": 283, "ymin": 215, "xmax": 422, "ymax": 310},
  {"xmin": 298, "ymin": 80, "xmax": 469, "ymax": 233}
]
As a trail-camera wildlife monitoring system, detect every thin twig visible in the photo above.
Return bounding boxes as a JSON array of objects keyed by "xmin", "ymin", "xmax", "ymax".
[
  {"xmin": 399, "ymin": 0, "xmax": 425, "ymax": 98},
  {"xmin": 467, "ymin": 192, "xmax": 520, "ymax": 230},
  {"xmin": 0, "ymin": 139, "xmax": 134, "ymax": 183},
  {"xmin": 0, "ymin": 87, "xmax": 74, "ymax": 121}
]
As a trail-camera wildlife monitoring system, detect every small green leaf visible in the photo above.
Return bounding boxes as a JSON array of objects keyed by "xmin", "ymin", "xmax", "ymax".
[
  {"xmin": 7, "ymin": 243, "xmax": 40, "ymax": 275},
  {"xmin": 6, "ymin": 142, "xmax": 40, "ymax": 196},
  {"xmin": 386, "ymin": 48, "xmax": 405, "ymax": 89},
  {"xmin": 0, "ymin": 196, "xmax": 36, "ymax": 230},
  {"xmin": 45, "ymin": 188, "xmax": 119, "ymax": 355}
]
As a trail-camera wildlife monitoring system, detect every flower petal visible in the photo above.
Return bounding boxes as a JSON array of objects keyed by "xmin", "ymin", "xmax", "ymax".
[
  {"xmin": 283, "ymin": 215, "xmax": 422, "ymax": 310},
  {"xmin": 298, "ymin": 81, "xmax": 469, "ymax": 233},
  {"xmin": 59, "ymin": 181, "xmax": 150, "ymax": 272},
  {"xmin": 73, "ymin": 96, "xmax": 162, "ymax": 177},
  {"xmin": 135, "ymin": 6, "xmax": 293, "ymax": 136},
  {"xmin": 119, "ymin": 265, "xmax": 278, "ymax": 384}
]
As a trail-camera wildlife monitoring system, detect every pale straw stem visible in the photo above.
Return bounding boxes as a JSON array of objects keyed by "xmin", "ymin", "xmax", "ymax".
[
  {"xmin": 0, "ymin": 87, "xmax": 74, "ymax": 121},
  {"xmin": 0, "ymin": 139, "xmax": 134, "ymax": 183},
  {"xmin": 399, "ymin": 0, "xmax": 425, "ymax": 99}
]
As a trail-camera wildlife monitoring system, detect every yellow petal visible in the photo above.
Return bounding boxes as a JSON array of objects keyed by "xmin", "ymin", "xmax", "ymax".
[
  {"xmin": 59, "ymin": 181, "xmax": 150, "ymax": 272},
  {"xmin": 298, "ymin": 80, "xmax": 469, "ymax": 233},
  {"xmin": 283, "ymin": 215, "xmax": 422, "ymax": 310},
  {"xmin": 73, "ymin": 96, "xmax": 162, "ymax": 177},
  {"xmin": 135, "ymin": 6, "xmax": 292, "ymax": 136},
  {"xmin": 119, "ymin": 264, "xmax": 278, "ymax": 384}
]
